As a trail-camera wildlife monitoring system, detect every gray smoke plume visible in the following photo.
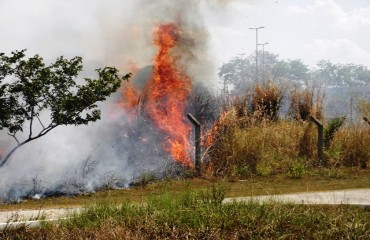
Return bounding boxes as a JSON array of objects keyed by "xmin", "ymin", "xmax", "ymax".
[{"xmin": 0, "ymin": 0, "xmax": 237, "ymax": 201}]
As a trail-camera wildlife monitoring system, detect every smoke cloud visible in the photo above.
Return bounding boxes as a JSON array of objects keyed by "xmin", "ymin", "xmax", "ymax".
[{"xmin": 0, "ymin": 0, "xmax": 236, "ymax": 200}]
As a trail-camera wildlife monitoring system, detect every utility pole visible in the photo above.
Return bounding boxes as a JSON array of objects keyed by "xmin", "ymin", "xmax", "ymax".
[
  {"xmin": 249, "ymin": 26, "xmax": 265, "ymax": 82},
  {"xmin": 258, "ymin": 42, "xmax": 269, "ymax": 81}
]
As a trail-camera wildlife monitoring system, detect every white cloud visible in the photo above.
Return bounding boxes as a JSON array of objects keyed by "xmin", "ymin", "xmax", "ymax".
[
  {"xmin": 287, "ymin": 0, "xmax": 370, "ymax": 31},
  {"xmin": 284, "ymin": 0, "xmax": 370, "ymax": 66},
  {"xmin": 338, "ymin": 6, "xmax": 370, "ymax": 31},
  {"xmin": 303, "ymin": 38, "xmax": 370, "ymax": 66},
  {"xmin": 286, "ymin": 0, "xmax": 346, "ymax": 26}
]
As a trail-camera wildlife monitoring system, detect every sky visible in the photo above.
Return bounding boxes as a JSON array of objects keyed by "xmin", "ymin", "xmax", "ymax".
[
  {"xmin": 0, "ymin": 0, "xmax": 369, "ymax": 77},
  {"xmin": 207, "ymin": 0, "xmax": 370, "ymax": 68}
]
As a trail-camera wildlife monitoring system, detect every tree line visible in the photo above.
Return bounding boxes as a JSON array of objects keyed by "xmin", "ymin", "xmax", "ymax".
[{"xmin": 219, "ymin": 51, "xmax": 370, "ymax": 95}]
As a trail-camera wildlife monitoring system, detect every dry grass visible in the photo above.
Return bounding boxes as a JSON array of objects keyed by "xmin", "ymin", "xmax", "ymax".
[
  {"xmin": 289, "ymin": 88, "xmax": 324, "ymax": 121},
  {"xmin": 251, "ymin": 82, "xmax": 284, "ymax": 122},
  {"xmin": 203, "ymin": 111, "xmax": 312, "ymax": 178},
  {"xmin": 331, "ymin": 126, "xmax": 370, "ymax": 168},
  {"xmin": 204, "ymin": 83, "xmax": 370, "ymax": 178}
]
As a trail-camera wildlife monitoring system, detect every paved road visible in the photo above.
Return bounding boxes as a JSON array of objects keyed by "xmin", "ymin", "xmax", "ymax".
[
  {"xmin": 223, "ymin": 189, "xmax": 370, "ymax": 207},
  {"xmin": 0, "ymin": 208, "xmax": 81, "ymax": 229}
]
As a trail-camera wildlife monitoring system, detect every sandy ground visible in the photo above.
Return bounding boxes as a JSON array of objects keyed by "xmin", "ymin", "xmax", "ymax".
[{"xmin": 1, "ymin": 189, "xmax": 370, "ymax": 228}]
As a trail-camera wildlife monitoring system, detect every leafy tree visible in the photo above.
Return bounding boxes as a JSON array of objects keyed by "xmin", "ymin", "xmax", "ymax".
[
  {"xmin": 218, "ymin": 54, "xmax": 254, "ymax": 93},
  {"xmin": 0, "ymin": 50, "xmax": 131, "ymax": 167},
  {"xmin": 286, "ymin": 59, "xmax": 309, "ymax": 83},
  {"xmin": 315, "ymin": 60, "xmax": 370, "ymax": 87},
  {"xmin": 219, "ymin": 51, "xmax": 309, "ymax": 95}
]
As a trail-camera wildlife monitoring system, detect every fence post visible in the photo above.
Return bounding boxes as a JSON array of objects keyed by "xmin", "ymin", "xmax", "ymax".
[
  {"xmin": 364, "ymin": 117, "xmax": 370, "ymax": 125},
  {"xmin": 310, "ymin": 116, "xmax": 324, "ymax": 166},
  {"xmin": 187, "ymin": 113, "xmax": 201, "ymax": 176}
]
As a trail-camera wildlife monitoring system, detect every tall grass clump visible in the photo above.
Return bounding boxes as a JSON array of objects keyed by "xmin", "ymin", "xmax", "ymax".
[
  {"xmin": 203, "ymin": 105, "xmax": 308, "ymax": 178},
  {"xmin": 358, "ymin": 99, "xmax": 370, "ymax": 118},
  {"xmin": 331, "ymin": 126, "xmax": 370, "ymax": 168},
  {"xmin": 289, "ymin": 87, "xmax": 324, "ymax": 121},
  {"xmin": 251, "ymin": 82, "xmax": 284, "ymax": 121},
  {"xmin": 298, "ymin": 122, "xmax": 317, "ymax": 162}
]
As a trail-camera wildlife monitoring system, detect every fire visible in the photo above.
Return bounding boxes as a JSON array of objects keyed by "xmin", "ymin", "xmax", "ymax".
[
  {"xmin": 203, "ymin": 111, "xmax": 229, "ymax": 147},
  {"xmin": 119, "ymin": 23, "xmax": 193, "ymax": 166},
  {"xmin": 144, "ymin": 23, "xmax": 192, "ymax": 166},
  {"xmin": 117, "ymin": 82, "xmax": 140, "ymax": 122}
]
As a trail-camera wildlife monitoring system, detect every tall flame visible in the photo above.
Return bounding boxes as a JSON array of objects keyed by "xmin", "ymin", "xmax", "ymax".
[
  {"xmin": 145, "ymin": 23, "xmax": 192, "ymax": 166},
  {"xmin": 119, "ymin": 23, "xmax": 193, "ymax": 166}
]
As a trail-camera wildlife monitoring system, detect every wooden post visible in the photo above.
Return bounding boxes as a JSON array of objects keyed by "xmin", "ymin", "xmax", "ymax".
[
  {"xmin": 310, "ymin": 116, "xmax": 324, "ymax": 166},
  {"xmin": 364, "ymin": 117, "xmax": 370, "ymax": 125},
  {"xmin": 187, "ymin": 113, "xmax": 201, "ymax": 176}
]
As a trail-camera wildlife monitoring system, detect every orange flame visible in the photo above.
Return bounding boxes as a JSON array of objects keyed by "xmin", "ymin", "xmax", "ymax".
[
  {"xmin": 145, "ymin": 23, "xmax": 192, "ymax": 166},
  {"xmin": 203, "ymin": 111, "xmax": 228, "ymax": 147},
  {"xmin": 117, "ymin": 82, "xmax": 140, "ymax": 122},
  {"xmin": 115, "ymin": 63, "xmax": 140, "ymax": 122},
  {"xmin": 119, "ymin": 23, "xmax": 193, "ymax": 166}
]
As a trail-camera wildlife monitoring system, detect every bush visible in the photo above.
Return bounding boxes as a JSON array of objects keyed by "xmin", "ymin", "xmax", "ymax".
[{"xmin": 324, "ymin": 117, "xmax": 346, "ymax": 149}]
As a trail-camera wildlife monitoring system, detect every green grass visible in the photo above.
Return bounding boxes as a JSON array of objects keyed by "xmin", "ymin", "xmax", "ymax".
[{"xmin": 1, "ymin": 185, "xmax": 370, "ymax": 239}]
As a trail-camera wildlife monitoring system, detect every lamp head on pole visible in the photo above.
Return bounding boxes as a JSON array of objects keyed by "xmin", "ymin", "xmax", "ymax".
[{"xmin": 249, "ymin": 26, "xmax": 265, "ymax": 30}]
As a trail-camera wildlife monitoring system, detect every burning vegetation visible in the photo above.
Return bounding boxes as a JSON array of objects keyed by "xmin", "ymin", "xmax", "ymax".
[{"xmin": 119, "ymin": 23, "xmax": 193, "ymax": 166}]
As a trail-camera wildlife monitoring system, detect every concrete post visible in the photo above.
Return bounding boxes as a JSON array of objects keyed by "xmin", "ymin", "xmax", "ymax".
[
  {"xmin": 310, "ymin": 116, "xmax": 324, "ymax": 166},
  {"xmin": 187, "ymin": 113, "xmax": 201, "ymax": 176}
]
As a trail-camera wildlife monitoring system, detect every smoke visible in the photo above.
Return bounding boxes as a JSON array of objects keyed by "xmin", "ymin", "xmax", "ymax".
[{"xmin": 0, "ymin": 0, "xmax": 236, "ymax": 201}]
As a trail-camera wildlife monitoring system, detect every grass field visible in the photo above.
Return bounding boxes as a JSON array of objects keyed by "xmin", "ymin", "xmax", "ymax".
[
  {"xmin": 1, "ymin": 176, "xmax": 370, "ymax": 239},
  {"xmin": 1, "ymin": 167, "xmax": 370, "ymax": 211}
]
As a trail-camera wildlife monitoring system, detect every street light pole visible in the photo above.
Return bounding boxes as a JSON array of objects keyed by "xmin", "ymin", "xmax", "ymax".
[
  {"xmin": 249, "ymin": 26, "xmax": 265, "ymax": 82},
  {"xmin": 258, "ymin": 42, "xmax": 269, "ymax": 81}
]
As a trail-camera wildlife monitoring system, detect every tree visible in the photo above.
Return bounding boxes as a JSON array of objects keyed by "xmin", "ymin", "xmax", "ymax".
[
  {"xmin": 218, "ymin": 54, "xmax": 254, "ymax": 94},
  {"xmin": 0, "ymin": 50, "xmax": 131, "ymax": 167},
  {"xmin": 219, "ymin": 51, "xmax": 309, "ymax": 95},
  {"xmin": 315, "ymin": 60, "xmax": 370, "ymax": 87},
  {"xmin": 286, "ymin": 59, "xmax": 309, "ymax": 84}
]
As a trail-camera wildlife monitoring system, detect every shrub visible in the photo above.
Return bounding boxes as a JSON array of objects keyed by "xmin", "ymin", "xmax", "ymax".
[
  {"xmin": 324, "ymin": 116, "xmax": 346, "ymax": 149},
  {"xmin": 288, "ymin": 161, "xmax": 306, "ymax": 179}
]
